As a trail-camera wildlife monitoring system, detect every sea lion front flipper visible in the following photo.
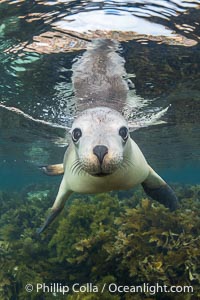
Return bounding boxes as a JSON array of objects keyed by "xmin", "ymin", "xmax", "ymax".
[
  {"xmin": 142, "ymin": 166, "xmax": 179, "ymax": 211},
  {"xmin": 37, "ymin": 207, "xmax": 63, "ymax": 234},
  {"xmin": 40, "ymin": 163, "xmax": 64, "ymax": 176},
  {"xmin": 37, "ymin": 177, "xmax": 72, "ymax": 234}
]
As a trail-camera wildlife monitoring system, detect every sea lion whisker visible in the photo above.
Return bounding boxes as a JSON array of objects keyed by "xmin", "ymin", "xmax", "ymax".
[
  {"xmin": 71, "ymin": 164, "xmax": 78, "ymax": 175},
  {"xmin": 118, "ymin": 161, "xmax": 125, "ymax": 171},
  {"xmin": 75, "ymin": 163, "xmax": 83, "ymax": 175},
  {"xmin": 70, "ymin": 161, "xmax": 78, "ymax": 173},
  {"xmin": 124, "ymin": 157, "xmax": 134, "ymax": 168},
  {"xmin": 121, "ymin": 158, "xmax": 133, "ymax": 171},
  {"xmin": 72, "ymin": 159, "xmax": 85, "ymax": 176},
  {"xmin": 71, "ymin": 160, "xmax": 82, "ymax": 174},
  {"xmin": 77, "ymin": 163, "xmax": 84, "ymax": 176}
]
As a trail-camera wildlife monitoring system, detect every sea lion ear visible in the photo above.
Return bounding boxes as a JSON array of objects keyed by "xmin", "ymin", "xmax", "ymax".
[
  {"xmin": 142, "ymin": 166, "xmax": 179, "ymax": 211},
  {"xmin": 40, "ymin": 164, "xmax": 64, "ymax": 176}
]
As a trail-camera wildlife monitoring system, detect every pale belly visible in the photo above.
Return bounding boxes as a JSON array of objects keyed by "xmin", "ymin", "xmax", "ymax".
[{"xmin": 66, "ymin": 165, "xmax": 149, "ymax": 194}]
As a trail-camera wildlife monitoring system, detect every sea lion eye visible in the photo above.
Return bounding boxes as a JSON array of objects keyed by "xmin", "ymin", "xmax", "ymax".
[
  {"xmin": 119, "ymin": 126, "xmax": 128, "ymax": 141},
  {"xmin": 72, "ymin": 128, "xmax": 82, "ymax": 143}
]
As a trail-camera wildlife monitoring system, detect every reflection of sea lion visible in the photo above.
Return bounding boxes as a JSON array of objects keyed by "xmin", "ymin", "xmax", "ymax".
[{"xmin": 38, "ymin": 39, "xmax": 178, "ymax": 234}]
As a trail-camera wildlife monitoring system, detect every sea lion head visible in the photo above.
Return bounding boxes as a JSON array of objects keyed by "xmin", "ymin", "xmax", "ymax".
[{"xmin": 69, "ymin": 107, "xmax": 130, "ymax": 177}]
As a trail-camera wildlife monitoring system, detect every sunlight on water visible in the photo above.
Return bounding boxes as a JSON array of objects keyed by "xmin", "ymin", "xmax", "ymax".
[{"xmin": 54, "ymin": 10, "xmax": 174, "ymax": 36}]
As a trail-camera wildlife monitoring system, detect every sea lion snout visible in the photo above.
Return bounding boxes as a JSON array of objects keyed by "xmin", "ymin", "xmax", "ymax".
[{"xmin": 93, "ymin": 145, "xmax": 108, "ymax": 165}]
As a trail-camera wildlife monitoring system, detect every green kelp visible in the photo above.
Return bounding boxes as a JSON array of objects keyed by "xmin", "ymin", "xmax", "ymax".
[{"xmin": 0, "ymin": 185, "xmax": 200, "ymax": 300}]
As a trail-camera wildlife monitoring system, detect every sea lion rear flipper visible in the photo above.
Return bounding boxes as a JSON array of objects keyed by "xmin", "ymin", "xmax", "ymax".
[
  {"xmin": 40, "ymin": 163, "xmax": 64, "ymax": 176},
  {"xmin": 142, "ymin": 166, "xmax": 179, "ymax": 211}
]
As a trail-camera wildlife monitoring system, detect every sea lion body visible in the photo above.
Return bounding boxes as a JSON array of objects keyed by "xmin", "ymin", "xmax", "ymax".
[{"xmin": 38, "ymin": 40, "xmax": 178, "ymax": 234}]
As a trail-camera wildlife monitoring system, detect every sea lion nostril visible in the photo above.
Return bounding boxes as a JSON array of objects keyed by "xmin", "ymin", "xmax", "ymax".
[{"xmin": 93, "ymin": 145, "xmax": 108, "ymax": 165}]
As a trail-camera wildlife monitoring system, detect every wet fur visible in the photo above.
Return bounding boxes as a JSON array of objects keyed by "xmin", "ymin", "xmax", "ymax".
[{"xmin": 72, "ymin": 39, "xmax": 128, "ymax": 111}]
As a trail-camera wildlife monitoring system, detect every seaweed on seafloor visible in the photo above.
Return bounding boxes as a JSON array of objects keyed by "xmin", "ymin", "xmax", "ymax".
[
  {"xmin": 0, "ymin": 184, "xmax": 200, "ymax": 299},
  {"xmin": 0, "ymin": 185, "xmax": 60, "ymax": 300}
]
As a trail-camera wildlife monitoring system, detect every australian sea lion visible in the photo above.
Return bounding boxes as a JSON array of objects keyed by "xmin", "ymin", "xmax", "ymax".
[{"xmin": 37, "ymin": 40, "xmax": 178, "ymax": 234}]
